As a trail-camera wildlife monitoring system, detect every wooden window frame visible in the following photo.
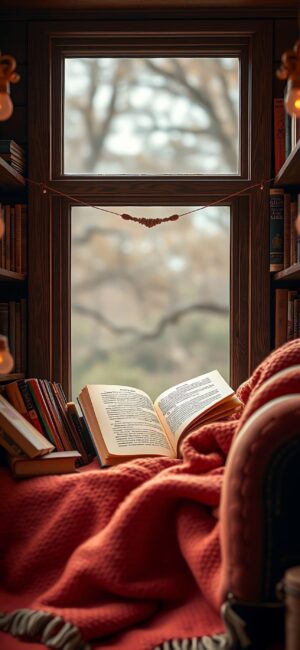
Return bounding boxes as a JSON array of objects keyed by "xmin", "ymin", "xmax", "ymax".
[{"xmin": 28, "ymin": 17, "xmax": 273, "ymax": 397}]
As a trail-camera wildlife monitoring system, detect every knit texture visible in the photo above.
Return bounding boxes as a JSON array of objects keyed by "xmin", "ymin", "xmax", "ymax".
[{"xmin": 0, "ymin": 340, "xmax": 300, "ymax": 650}]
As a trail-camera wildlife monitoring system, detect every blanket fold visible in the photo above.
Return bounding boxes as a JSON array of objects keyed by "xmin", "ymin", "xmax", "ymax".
[{"xmin": 1, "ymin": 340, "xmax": 300, "ymax": 650}]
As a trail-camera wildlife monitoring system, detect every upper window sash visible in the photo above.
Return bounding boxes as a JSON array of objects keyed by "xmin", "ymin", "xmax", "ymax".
[{"xmin": 50, "ymin": 28, "xmax": 250, "ymax": 181}]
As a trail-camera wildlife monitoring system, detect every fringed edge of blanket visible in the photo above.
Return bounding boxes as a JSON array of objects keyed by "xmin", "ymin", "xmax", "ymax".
[
  {"xmin": 0, "ymin": 609, "xmax": 91, "ymax": 650},
  {"xmin": 153, "ymin": 633, "xmax": 230, "ymax": 649}
]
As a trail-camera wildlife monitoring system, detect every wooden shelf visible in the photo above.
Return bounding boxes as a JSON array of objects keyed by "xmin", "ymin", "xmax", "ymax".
[
  {"xmin": 274, "ymin": 263, "xmax": 300, "ymax": 281},
  {"xmin": 275, "ymin": 139, "xmax": 300, "ymax": 186},
  {"xmin": 0, "ymin": 269, "xmax": 26, "ymax": 282},
  {"xmin": 0, "ymin": 373, "xmax": 25, "ymax": 383},
  {"xmin": 0, "ymin": 157, "xmax": 25, "ymax": 191}
]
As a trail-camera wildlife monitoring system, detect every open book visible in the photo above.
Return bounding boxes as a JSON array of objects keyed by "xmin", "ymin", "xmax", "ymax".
[{"xmin": 78, "ymin": 370, "xmax": 241, "ymax": 467}]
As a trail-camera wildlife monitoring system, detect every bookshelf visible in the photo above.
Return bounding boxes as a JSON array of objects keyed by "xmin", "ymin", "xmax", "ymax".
[
  {"xmin": 272, "ymin": 134, "xmax": 300, "ymax": 347},
  {"xmin": 0, "ymin": 155, "xmax": 27, "ymax": 383},
  {"xmin": 0, "ymin": 373, "xmax": 25, "ymax": 382},
  {"xmin": 274, "ymin": 139, "xmax": 300, "ymax": 187},
  {"xmin": 275, "ymin": 263, "xmax": 300, "ymax": 282},
  {"xmin": 0, "ymin": 269, "xmax": 26, "ymax": 282},
  {"xmin": 0, "ymin": 157, "xmax": 26, "ymax": 191}
]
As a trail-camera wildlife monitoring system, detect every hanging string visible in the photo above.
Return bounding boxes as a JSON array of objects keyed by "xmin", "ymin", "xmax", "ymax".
[{"xmin": 25, "ymin": 176, "xmax": 273, "ymax": 228}]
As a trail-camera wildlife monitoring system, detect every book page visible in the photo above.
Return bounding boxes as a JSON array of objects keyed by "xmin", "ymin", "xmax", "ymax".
[
  {"xmin": 154, "ymin": 370, "xmax": 234, "ymax": 443},
  {"xmin": 86, "ymin": 385, "xmax": 175, "ymax": 457}
]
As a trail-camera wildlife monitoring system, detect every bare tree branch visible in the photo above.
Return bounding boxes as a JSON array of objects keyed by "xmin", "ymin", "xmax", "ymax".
[{"xmin": 72, "ymin": 301, "xmax": 229, "ymax": 342}]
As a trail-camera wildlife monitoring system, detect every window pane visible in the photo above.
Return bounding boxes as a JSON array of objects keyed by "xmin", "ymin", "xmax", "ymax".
[
  {"xmin": 71, "ymin": 206, "xmax": 230, "ymax": 400},
  {"xmin": 65, "ymin": 58, "xmax": 239, "ymax": 175}
]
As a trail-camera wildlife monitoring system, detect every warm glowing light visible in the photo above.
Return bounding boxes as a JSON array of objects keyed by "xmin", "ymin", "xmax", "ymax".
[
  {"xmin": 285, "ymin": 81, "xmax": 300, "ymax": 117},
  {"xmin": 0, "ymin": 336, "xmax": 14, "ymax": 374},
  {"xmin": 277, "ymin": 40, "xmax": 300, "ymax": 117},
  {"xmin": 0, "ymin": 90, "xmax": 13, "ymax": 121},
  {"xmin": 0, "ymin": 54, "xmax": 20, "ymax": 122}
]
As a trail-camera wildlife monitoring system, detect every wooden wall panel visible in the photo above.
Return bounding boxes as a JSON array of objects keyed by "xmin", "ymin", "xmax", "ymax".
[
  {"xmin": 274, "ymin": 18, "xmax": 298, "ymax": 63},
  {"xmin": 0, "ymin": 21, "xmax": 27, "ymax": 147},
  {"xmin": 0, "ymin": 21, "xmax": 27, "ymax": 63}
]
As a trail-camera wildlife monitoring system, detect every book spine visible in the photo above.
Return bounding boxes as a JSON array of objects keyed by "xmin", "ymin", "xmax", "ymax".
[
  {"xmin": 270, "ymin": 189, "xmax": 284, "ymax": 271},
  {"xmin": 15, "ymin": 204, "xmax": 22, "ymax": 274},
  {"xmin": 283, "ymin": 192, "xmax": 291, "ymax": 268},
  {"xmin": 290, "ymin": 200, "xmax": 298, "ymax": 265},
  {"xmin": 5, "ymin": 205, "xmax": 10, "ymax": 271},
  {"xmin": 49, "ymin": 382, "xmax": 81, "ymax": 453},
  {"xmin": 287, "ymin": 291, "xmax": 297, "ymax": 341},
  {"xmin": 285, "ymin": 111, "xmax": 292, "ymax": 159},
  {"xmin": 21, "ymin": 205, "xmax": 27, "ymax": 273},
  {"xmin": 0, "ymin": 427, "xmax": 24, "ymax": 457},
  {"xmin": 65, "ymin": 402, "xmax": 92, "ymax": 464},
  {"xmin": 17, "ymin": 380, "xmax": 45, "ymax": 433},
  {"xmin": 10, "ymin": 206, "xmax": 16, "ymax": 272},
  {"xmin": 274, "ymin": 98, "xmax": 285, "ymax": 174},
  {"xmin": 39, "ymin": 380, "xmax": 67, "ymax": 451},
  {"xmin": 275, "ymin": 289, "xmax": 288, "ymax": 348},
  {"xmin": 26, "ymin": 380, "xmax": 56, "ymax": 446},
  {"xmin": 77, "ymin": 398, "xmax": 99, "ymax": 464},
  {"xmin": 14, "ymin": 301, "xmax": 21, "ymax": 372},
  {"xmin": 20, "ymin": 298, "xmax": 27, "ymax": 373},
  {"xmin": 293, "ymin": 297, "xmax": 300, "ymax": 340},
  {"xmin": 5, "ymin": 381, "xmax": 27, "ymax": 414},
  {"xmin": 0, "ymin": 302, "xmax": 9, "ymax": 338},
  {"xmin": 79, "ymin": 416, "xmax": 96, "ymax": 459},
  {"xmin": 1, "ymin": 205, "xmax": 5, "ymax": 269},
  {"xmin": 8, "ymin": 301, "xmax": 16, "ymax": 366}
]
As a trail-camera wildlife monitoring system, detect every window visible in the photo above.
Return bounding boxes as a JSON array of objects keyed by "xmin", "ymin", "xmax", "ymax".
[
  {"xmin": 71, "ymin": 205, "xmax": 230, "ymax": 400},
  {"xmin": 64, "ymin": 57, "xmax": 239, "ymax": 175},
  {"xmin": 28, "ymin": 18, "xmax": 272, "ymax": 395}
]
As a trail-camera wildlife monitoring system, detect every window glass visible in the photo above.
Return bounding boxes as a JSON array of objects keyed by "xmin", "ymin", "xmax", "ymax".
[
  {"xmin": 71, "ymin": 205, "xmax": 230, "ymax": 399},
  {"xmin": 65, "ymin": 58, "xmax": 239, "ymax": 175}
]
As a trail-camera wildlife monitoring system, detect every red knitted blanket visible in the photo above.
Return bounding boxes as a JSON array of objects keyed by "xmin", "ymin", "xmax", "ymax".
[{"xmin": 0, "ymin": 340, "xmax": 300, "ymax": 650}]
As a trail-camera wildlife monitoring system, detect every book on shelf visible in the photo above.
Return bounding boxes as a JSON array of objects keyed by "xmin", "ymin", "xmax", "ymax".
[
  {"xmin": 0, "ymin": 203, "xmax": 27, "ymax": 274},
  {"xmin": 270, "ymin": 189, "xmax": 300, "ymax": 272},
  {"xmin": 275, "ymin": 289, "xmax": 300, "ymax": 347},
  {"xmin": 4, "ymin": 378, "xmax": 95, "ymax": 466},
  {"xmin": 0, "ymin": 394, "xmax": 54, "ymax": 458},
  {"xmin": 287, "ymin": 290, "xmax": 298, "ymax": 341},
  {"xmin": 270, "ymin": 188, "xmax": 284, "ymax": 271},
  {"xmin": 9, "ymin": 450, "xmax": 81, "ymax": 478},
  {"xmin": 275, "ymin": 288, "xmax": 288, "ymax": 348},
  {"xmin": 0, "ymin": 140, "xmax": 26, "ymax": 176},
  {"xmin": 78, "ymin": 370, "xmax": 242, "ymax": 467},
  {"xmin": 274, "ymin": 98, "xmax": 285, "ymax": 174}
]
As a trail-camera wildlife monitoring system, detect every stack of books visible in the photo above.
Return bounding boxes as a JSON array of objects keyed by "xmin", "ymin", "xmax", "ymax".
[
  {"xmin": 0, "ymin": 140, "xmax": 26, "ymax": 176},
  {"xmin": 269, "ymin": 189, "xmax": 300, "ymax": 272},
  {"xmin": 275, "ymin": 289, "xmax": 300, "ymax": 347},
  {"xmin": 0, "ymin": 394, "xmax": 82, "ymax": 478},
  {"xmin": 4, "ymin": 379, "xmax": 96, "ymax": 474}
]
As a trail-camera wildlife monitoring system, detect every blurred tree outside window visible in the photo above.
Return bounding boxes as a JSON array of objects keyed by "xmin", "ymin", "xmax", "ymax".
[
  {"xmin": 71, "ymin": 206, "xmax": 230, "ymax": 400},
  {"xmin": 65, "ymin": 57, "xmax": 239, "ymax": 175},
  {"xmin": 66, "ymin": 57, "xmax": 238, "ymax": 397}
]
